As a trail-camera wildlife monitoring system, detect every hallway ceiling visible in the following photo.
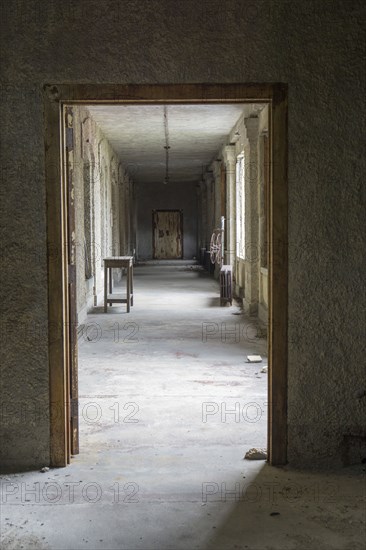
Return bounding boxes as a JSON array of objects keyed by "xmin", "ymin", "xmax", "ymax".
[{"xmin": 87, "ymin": 104, "xmax": 260, "ymax": 185}]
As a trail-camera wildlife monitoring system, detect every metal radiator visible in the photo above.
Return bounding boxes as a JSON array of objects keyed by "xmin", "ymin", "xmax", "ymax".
[{"xmin": 220, "ymin": 265, "xmax": 232, "ymax": 306}]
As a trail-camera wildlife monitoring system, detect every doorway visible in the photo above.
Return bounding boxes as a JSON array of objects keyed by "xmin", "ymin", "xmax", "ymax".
[
  {"xmin": 44, "ymin": 84, "xmax": 288, "ymax": 467},
  {"xmin": 153, "ymin": 209, "xmax": 183, "ymax": 259}
]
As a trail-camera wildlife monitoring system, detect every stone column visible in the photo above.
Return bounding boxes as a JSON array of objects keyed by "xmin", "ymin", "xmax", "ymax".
[
  {"xmin": 111, "ymin": 166, "xmax": 120, "ymax": 257},
  {"xmin": 204, "ymin": 171, "xmax": 215, "ymax": 249},
  {"xmin": 212, "ymin": 160, "xmax": 222, "ymax": 277},
  {"xmin": 130, "ymin": 179, "xmax": 137, "ymax": 259},
  {"xmin": 259, "ymin": 130, "xmax": 269, "ymax": 269},
  {"xmin": 126, "ymin": 176, "xmax": 132, "ymax": 255},
  {"xmin": 119, "ymin": 170, "xmax": 127, "ymax": 254},
  {"xmin": 243, "ymin": 116, "xmax": 259, "ymax": 313},
  {"xmin": 212, "ymin": 160, "xmax": 222, "ymax": 229},
  {"xmin": 195, "ymin": 183, "xmax": 202, "ymax": 258},
  {"xmin": 199, "ymin": 180, "xmax": 207, "ymax": 250},
  {"xmin": 223, "ymin": 145, "xmax": 236, "ymax": 266}
]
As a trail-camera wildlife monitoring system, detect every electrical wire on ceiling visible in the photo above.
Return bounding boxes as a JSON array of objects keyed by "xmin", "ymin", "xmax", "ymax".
[{"xmin": 163, "ymin": 105, "xmax": 170, "ymax": 184}]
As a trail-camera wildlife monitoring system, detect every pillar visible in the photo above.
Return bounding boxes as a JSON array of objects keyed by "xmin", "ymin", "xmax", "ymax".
[
  {"xmin": 204, "ymin": 171, "xmax": 215, "ymax": 249},
  {"xmin": 199, "ymin": 180, "xmax": 207, "ymax": 249},
  {"xmin": 212, "ymin": 160, "xmax": 222, "ymax": 277},
  {"xmin": 223, "ymin": 145, "xmax": 236, "ymax": 266},
  {"xmin": 243, "ymin": 116, "xmax": 259, "ymax": 314},
  {"xmin": 212, "ymin": 160, "xmax": 222, "ymax": 229}
]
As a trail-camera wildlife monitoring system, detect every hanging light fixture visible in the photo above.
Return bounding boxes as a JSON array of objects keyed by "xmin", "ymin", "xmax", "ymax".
[{"xmin": 163, "ymin": 105, "xmax": 170, "ymax": 184}]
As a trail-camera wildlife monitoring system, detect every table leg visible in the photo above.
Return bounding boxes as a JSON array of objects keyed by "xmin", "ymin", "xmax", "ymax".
[
  {"xmin": 104, "ymin": 266, "xmax": 107, "ymax": 313},
  {"xmin": 109, "ymin": 267, "xmax": 112, "ymax": 293},
  {"xmin": 109, "ymin": 267, "xmax": 112, "ymax": 305},
  {"xmin": 130, "ymin": 263, "xmax": 134, "ymax": 306},
  {"xmin": 127, "ymin": 264, "xmax": 130, "ymax": 313}
]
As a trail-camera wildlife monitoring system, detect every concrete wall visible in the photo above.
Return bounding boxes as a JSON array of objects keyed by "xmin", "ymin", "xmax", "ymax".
[
  {"xmin": 0, "ymin": 0, "xmax": 365, "ymax": 471},
  {"xmin": 136, "ymin": 181, "xmax": 197, "ymax": 260}
]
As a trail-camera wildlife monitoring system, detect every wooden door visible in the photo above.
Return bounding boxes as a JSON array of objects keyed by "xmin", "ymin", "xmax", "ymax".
[
  {"xmin": 64, "ymin": 106, "xmax": 79, "ymax": 457},
  {"xmin": 153, "ymin": 210, "xmax": 183, "ymax": 259}
]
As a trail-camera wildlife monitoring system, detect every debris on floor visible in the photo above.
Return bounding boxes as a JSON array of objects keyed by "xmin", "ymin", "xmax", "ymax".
[
  {"xmin": 40, "ymin": 466, "xmax": 49, "ymax": 473},
  {"xmin": 260, "ymin": 366, "xmax": 268, "ymax": 373},
  {"xmin": 244, "ymin": 448, "xmax": 267, "ymax": 460},
  {"xmin": 183, "ymin": 265, "xmax": 204, "ymax": 272},
  {"xmin": 247, "ymin": 355, "xmax": 262, "ymax": 363}
]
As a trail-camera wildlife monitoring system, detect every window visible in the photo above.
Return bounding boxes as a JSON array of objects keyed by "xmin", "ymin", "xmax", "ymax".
[
  {"xmin": 261, "ymin": 134, "xmax": 269, "ymax": 268},
  {"xmin": 236, "ymin": 153, "xmax": 245, "ymax": 258}
]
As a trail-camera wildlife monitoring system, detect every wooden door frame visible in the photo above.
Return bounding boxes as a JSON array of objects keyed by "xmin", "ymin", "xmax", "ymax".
[
  {"xmin": 152, "ymin": 209, "xmax": 184, "ymax": 259},
  {"xmin": 44, "ymin": 83, "xmax": 288, "ymax": 467}
]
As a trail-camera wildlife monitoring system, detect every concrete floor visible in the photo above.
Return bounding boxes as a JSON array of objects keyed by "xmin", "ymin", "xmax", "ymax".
[{"xmin": 1, "ymin": 264, "xmax": 365, "ymax": 549}]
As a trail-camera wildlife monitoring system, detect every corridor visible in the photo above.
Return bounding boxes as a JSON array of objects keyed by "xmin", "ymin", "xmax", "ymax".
[{"xmin": 78, "ymin": 262, "xmax": 268, "ymax": 476}]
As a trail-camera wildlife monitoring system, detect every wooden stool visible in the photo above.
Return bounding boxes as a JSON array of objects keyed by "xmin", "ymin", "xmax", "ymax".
[{"xmin": 103, "ymin": 256, "xmax": 134, "ymax": 313}]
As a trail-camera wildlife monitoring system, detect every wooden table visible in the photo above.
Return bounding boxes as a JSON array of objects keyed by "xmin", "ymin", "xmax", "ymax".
[{"xmin": 104, "ymin": 256, "xmax": 134, "ymax": 313}]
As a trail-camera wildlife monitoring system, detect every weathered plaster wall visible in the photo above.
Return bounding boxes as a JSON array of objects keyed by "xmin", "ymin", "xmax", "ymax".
[
  {"xmin": 227, "ymin": 105, "xmax": 269, "ymax": 317},
  {"xmin": 136, "ymin": 181, "xmax": 197, "ymax": 260},
  {"xmin": 72, "ymin": 106, "xmax": 133, "ymax": 324},
  {"xmin": 0, "ymin": 0, "xmax": 365, "ymax": 471}
]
